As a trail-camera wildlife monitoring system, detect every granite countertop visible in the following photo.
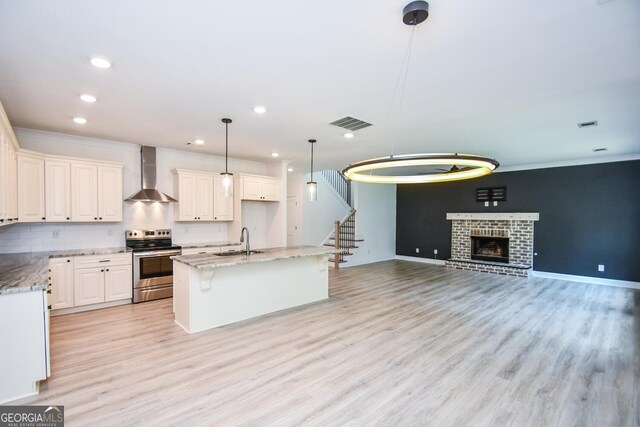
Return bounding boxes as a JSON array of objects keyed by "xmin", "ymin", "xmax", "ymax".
[
  {"xmin": 178, "ymin": 241, "xmax": 241, "ymax": 249},
  {"xmin": 0, "ymin": 247, "xmax": 131, "ymax": 295},
  {"xmin": 172, "ymin": 246, "xmax": 340, "ymax": 270},
  {"xmin": 48, "ymin": 247, "xmax": 130, "ymax": 258}
]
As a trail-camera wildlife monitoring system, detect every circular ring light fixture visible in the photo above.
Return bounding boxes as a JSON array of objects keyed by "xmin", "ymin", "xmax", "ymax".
[{"xmin": 342, "ymin": 153, "xmax": 499, "ymax": 184}]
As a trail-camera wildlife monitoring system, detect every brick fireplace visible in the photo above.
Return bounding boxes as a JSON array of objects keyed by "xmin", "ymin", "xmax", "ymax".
[{"xmin": 445, "ymin": 213, "xmax": 539, "ymax": 277}]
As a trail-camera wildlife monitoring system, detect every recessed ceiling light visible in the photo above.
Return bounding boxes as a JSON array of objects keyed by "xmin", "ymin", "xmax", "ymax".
[
  {"xmin": 90, "ymin": 57, "xmax": 112, "ymax": 69},
  {"xmin": 254, "ymin": 106, "xmax": 267, "ymax": 114},
  {"xmin": 287, "ymin": 168, "xmax": 294, "ymax": 172},
  {"xmin": 73, "ymin": 117, "xmax": 87, "ymax": 124},
  {"xmin": 80, "ymin": 94, "xmax": 97, "ymax": 103},
  {"xmin": 271, "ymin": 152, "xmax": 280, "ymax": 158},
  {"xmin": 194, "ymin": 139, "xmax": 205, "ymax": 145},
  {"xmin": 344, "ymin": 132, "xmax": 354, "ymax": 139}
]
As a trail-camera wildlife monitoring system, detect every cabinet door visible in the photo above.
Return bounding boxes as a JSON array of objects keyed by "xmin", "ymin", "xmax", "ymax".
[
  {"xmin": 176, "ymin": 172, "xmax": 198, "ymax": 220},
  {"xmin": 73, "ymin": 267, "xmax": 105, "ymax": 306},
  {"xmin": 49, "ymin": 258, "xmax": 74, "ymax": 309},
  {"xmin": 262, "ymin": 179, "xmax": 280, "ymax": 201},
  {"xmin": 0, "ymin": 137, "xmax": 6, "ymax": 223},
  {"xmin": 17, "ymin": 153, "xmax": 46, "ymax": 222},
  {"xmin": 45, "ymin": 159, "xmax": 71, "ymax": 222},
  {"xmin": 242, "ymin": 177, "xmax": 262, "ymax": 201},
  {"xmin": 213, "ymin": 175, "xmax": 233, "ymax": 220},
  {"xmin": 98, "ymin": 165, "xmax": 123, "ymax": 222},
  {"xmin": 71, "ymin": 162, "xmax": 98, "ymax": 222},
  {"xmin": 197, "ymin": 174, "xmax": 214, "ymax": 220},
  {"xmin": 8, "ymin": 144, "xmax": 18, "ymax": 221},
  {"xmin": 104, "ymin": 265, "xmax": 132, "ymax": 302}
]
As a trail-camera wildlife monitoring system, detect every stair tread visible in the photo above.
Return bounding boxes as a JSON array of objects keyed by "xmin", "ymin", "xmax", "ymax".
[{"xmin": 323, "ymin": 244, "xmax": 359, "ymax": 249}]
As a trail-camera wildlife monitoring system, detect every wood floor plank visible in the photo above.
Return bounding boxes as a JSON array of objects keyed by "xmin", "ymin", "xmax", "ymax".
[{"xmin": 11, "ymin": 260, "xmax": 639, "ymax": 426}]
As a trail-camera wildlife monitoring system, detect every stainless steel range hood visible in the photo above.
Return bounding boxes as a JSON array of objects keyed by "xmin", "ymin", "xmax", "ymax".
[{"xmin": 125, "ymin": 146, "xmax": 177, "ymax": 203}]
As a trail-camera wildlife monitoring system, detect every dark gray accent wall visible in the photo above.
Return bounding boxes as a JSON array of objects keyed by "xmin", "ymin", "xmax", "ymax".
[{"xmin": 396, "ymin": 160, "xmax": 640, "ymax": 282}]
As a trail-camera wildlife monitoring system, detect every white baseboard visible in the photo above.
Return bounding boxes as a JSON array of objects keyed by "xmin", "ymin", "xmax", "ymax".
[
  {"xmin": 395, "ymin": 255, "xmax": 446, "ymax": 265},
  {"xmin": 530, "ymin": 271, "xmax": 640, "ymax": 290},
  {"xmin": 342, "ymin": 255, "xmax": 396, "ymax": 268},
  {"xmin": 51, "ymin": 299, "xmax": 131, "ymax": 316}
]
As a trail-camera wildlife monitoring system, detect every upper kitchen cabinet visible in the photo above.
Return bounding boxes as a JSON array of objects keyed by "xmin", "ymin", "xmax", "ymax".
[
  {"xmin": 0, "ymin": 101, "xmax": 19, "ymax": 226},
  {"xmin": 45, "ymin": 159, "xmax": 71, "ymax": 222},
  {"xmin": 71, "ymin": 161, "xmax": 123, "ymax": 222},
  {"xmin": 240, "ymin": 174, "xmax": 280, "ymax": 202},
  {"xmin": 17, "ymin": 151, "xmax": 46, "ymax": 222},
  {"xmin": 173, "ymin": 169, "xmax": 232, "ymax": 221}
]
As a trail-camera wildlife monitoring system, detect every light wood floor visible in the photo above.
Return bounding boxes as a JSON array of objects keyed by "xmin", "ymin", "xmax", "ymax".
[{"xmin": 15, "ymin": 261, "xmax": 640, "ymax": 426}]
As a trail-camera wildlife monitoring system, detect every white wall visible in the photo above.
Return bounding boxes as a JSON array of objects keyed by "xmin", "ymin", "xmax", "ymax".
[
  {"xmin": 300, "ymin": 173, "xmax": 350, "ymax": 246},
  {"xmin": 344, "ymin": 182, "xmax": 397, "ymax": 267},
  {"xmin": 0, "ymin": 128, "xmax": 276, "ymax": 253}
]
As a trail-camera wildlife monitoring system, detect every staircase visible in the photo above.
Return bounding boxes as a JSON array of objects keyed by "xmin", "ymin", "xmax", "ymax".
[
  {"xmin": 325, "ymin": 208, "xmax": 363, "ymax": 268},
  {"xmin": 318, "ymin": 170, "xmax": 363, "ymax": 268}
]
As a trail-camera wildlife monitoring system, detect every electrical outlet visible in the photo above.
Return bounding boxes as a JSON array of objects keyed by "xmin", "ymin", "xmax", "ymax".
[
  {"xmin": 415, "ymin": 248, "xmax": 420, "ymax": 254},
  {"xmin": 433, "ymin": 249, "xmax": 438, "ymax": 255},
  {"xmin": 493, "ymin": 201, "xmax": 498, "ymax": 206},
  {"xmin": 484, "ymin": 201, "xmax": 489, "ymax": 207},
  {"xmin": 52, "ymin": 230, "xmax": 60, "ymax": 238},
  {"xmin": 598, "ymin": 264, "xmax": 605, "ymax": 272}
]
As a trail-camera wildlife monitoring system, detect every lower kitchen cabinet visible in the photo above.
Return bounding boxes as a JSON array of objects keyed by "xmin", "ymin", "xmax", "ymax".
[
  {"xmin": 48, "ymin": 258, "xmax": 74, "ymax": 309},
  {"xmin": 50, "ymin": 253, "xmax": 132, "ymax": 311},
  {"xmin": 74, "ymin": 267, "xmax": 105, "ymax": 306},
  {"xmin": 104, "ymin": 265, "xmax": 132, "ymax": 301}
]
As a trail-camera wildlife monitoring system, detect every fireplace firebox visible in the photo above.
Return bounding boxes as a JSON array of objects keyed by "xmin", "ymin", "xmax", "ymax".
[{"xmin": 471, "ymin": 236, "xmax": 509, "ymax": 263}]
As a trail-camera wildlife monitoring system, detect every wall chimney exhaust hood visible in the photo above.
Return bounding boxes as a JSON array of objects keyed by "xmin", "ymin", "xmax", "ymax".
[{"xmin": 125, "ymin": 146, "xmax": 177, "ymax": 203}]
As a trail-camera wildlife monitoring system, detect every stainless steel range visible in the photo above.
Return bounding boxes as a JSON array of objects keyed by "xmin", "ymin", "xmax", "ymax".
[{"xmin": 126, "ymin": 229, "xmax": 181, "ymax": 303}]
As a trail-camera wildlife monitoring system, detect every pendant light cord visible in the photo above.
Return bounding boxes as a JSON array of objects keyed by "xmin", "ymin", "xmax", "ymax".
[
  {"xmin": 225, "ymin": 121, "xmax": 229, "ymax": 174},
  {"xmin": 388, "ymin": 25, "xmax": 417, "ymax": 157},
  {"xmin": 310, "ymin": 142, "xmax": 314, "ymax": 181}
]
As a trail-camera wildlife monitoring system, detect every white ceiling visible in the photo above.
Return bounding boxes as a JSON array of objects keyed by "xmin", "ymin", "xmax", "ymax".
[{"xmin": 1, "ymin": 0, "xmax": 639, "ymax": 171}]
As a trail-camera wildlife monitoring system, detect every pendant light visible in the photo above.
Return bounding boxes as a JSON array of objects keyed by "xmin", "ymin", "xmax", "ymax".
[
  {"xmin": 342, "ymin": 1, "xmax": 499, "ymax": 184},
  {"xmin": 307, "ymin": 139, "xmax": 317, "ymax": 202},
  {"xmin": 220, "ymin": 118, "xmax": 233, "ymax": 197}
]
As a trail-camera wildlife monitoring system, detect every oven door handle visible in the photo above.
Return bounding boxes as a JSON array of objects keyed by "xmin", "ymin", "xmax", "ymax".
[{"xmin": 133, "ymin": 250, "xmax": 182, "ymax": 258}]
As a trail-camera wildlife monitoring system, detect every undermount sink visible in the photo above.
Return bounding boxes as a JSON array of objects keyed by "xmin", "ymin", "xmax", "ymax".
[{"xmin": 215, "ymin": 250, "xmax": 264, "ymax": 257}]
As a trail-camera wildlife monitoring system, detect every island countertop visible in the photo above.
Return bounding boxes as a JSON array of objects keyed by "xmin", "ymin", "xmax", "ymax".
[
  {"xmin": 177, "ymin": 241, "xmax": 241, "ymax": 250},
  {"xmin": 172, "ymin": 246, "xmax": 340, "ymax": 270}
]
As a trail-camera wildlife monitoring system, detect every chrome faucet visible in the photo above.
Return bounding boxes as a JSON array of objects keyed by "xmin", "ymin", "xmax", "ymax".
[{"xmin": 240, "ymin": 227, "xmax": 250, "ymax": 256}]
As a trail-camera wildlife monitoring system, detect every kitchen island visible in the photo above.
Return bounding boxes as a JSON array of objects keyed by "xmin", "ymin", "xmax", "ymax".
[{"xmin": 171, "ymin": 246, "xmax": 338, "ymax": 334}]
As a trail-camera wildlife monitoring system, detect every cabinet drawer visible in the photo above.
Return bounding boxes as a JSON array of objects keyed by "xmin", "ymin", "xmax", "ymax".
[{"xmin": 73, "ymin": 253, "xmax": 132, "ymax": 269}]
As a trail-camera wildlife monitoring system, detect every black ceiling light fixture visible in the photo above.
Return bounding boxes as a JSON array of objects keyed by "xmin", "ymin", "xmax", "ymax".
[
  {"xmin": 342, "ymin": 1, "xmax": 499, "ymax": 184},
  {"xmin": 307, "ymin": 139, "xmax": 317, "ymax": 202},
  {"xmin": 220, "ymin": 118, "xmax": 233, "ymax": 197}
]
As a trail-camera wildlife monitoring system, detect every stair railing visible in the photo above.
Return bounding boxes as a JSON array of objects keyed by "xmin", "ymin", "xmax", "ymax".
[
  {"xmin": 333, "ymin": 208, "xmax": 356, "ymax": 269},
  {"xmin": 320, "ymin": 170, "xmax": 351, "ymax": 207}
]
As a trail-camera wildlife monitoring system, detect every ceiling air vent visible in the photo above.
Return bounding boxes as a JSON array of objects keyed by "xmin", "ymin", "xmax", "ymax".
[
  {"xmin": 592, "ymin": 147, "xmax": 608, "ymax": 152},
  {"xmin": 329, "ymin": 116, "xmax": 373, "ymax": 131},
  {"xmin": 577, "ymin": 120, "xmax": 598, "ymax": 128}
]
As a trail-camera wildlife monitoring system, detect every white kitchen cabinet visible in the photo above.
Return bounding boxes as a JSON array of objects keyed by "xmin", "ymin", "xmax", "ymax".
[
  {"xmin": 45, "ymin": 159, "xmax": 71, "ymax": 222},
  {"xmin": 74, "ymin": 267, "xmax": 105, "ymax": 306},
  {"xmin": 104, "ymin": 264, "xmax": 132, "ymax": 301},
  {"xmin": 70, "ymin": 161, "xmax": 123, "ymax": 222},
  {"xmin": 72, "ymin": 253, "xmax": 132, "ymax": 307},
  {"xmin": 98, "ymin": 165, "xmax": 123, "ymax": 222},
  {"xmin": 49, "ymin": 258, "xmax": 74, "ymax": 310},
  {"xmin": 173, "ymin": 169, "xmax": 222, "ymax": 221},
  {"xmin": 240, "ymin": 175, "xmax": 280, "ymax": 201},
  {"xmin": 0, "ymin": 101, "xmax": 19, "ymax": 227},
  {"xmin": 213, "ymin": 175, "xmax": 233, "ymax": 221},
  {"xmin": 71, "ymin": 162, "xmax": 98, "ymax": 222},
  {"xmin": 17, "ymin": 152, "xmax": 46, "ymax": 222}
]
